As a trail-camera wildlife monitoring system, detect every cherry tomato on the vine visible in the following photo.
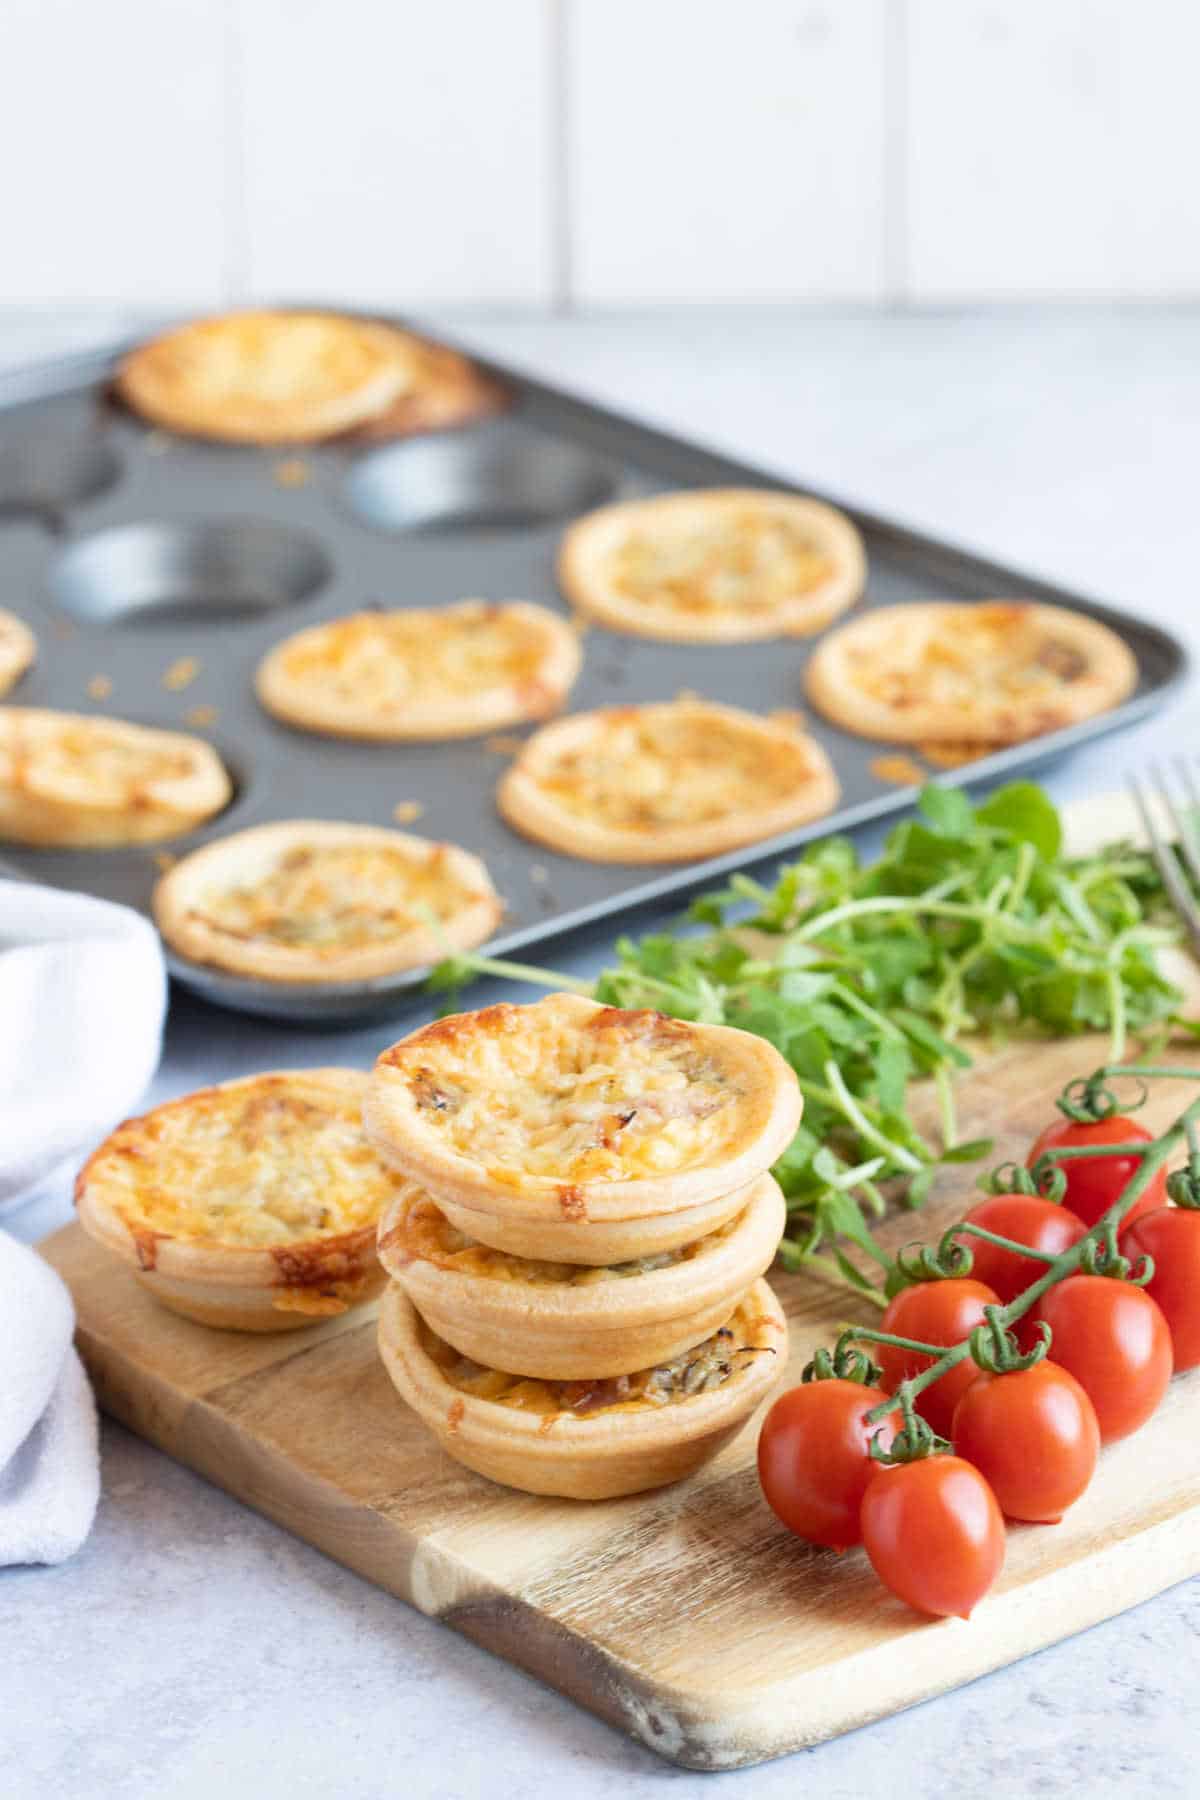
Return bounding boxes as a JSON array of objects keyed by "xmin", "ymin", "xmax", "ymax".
[
  {"xmin": 860, "ymin": 1455, "xmax": 1005, "ymax": 1619},
  {"xmin": 1025, "ymin": 1274, "xmax": 1172, "ymax": 1442},
  {"xmin": 956, "ymin": 1195, "xmax": 1088, "ymax": 1302},
  {"xmin": 757, "ymin": 1379, "xmax": 896, "ymax": 1549},
  {"xmin": 1026, "ymin": 1115, "xmax": 1166, "ymax": 1230},
  {"xmin": 875, "ymin": 1279, "xmax": 999, "ymax": 1437},
  {"xmin": 1121, "ymin": 1207, "xmax": 1200, "ymax": 1371},
  {"xmin": 951, "ymin": 1359, "xmax": 1099, "ymax": 1522}
]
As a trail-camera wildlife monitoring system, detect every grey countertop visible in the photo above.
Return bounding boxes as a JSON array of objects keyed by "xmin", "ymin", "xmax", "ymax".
[{"xmin": 4, "ymin": 306, "xmax": 1199, "ymax": 1799}]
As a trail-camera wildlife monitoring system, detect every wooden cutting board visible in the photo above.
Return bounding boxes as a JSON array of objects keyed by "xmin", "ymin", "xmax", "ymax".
[{"xmin": 38, "ymin": 794, "xmax": 1200, "ymax": 1770}]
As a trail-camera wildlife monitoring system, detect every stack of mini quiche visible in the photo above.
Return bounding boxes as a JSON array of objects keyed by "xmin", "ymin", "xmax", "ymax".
[{"xmin": 364, "ymin": 992, "xmax": 801, "ymax": 1499}]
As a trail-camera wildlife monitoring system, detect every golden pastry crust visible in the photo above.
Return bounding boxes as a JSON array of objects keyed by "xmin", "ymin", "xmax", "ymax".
[
  {"xmin": 344, "ymin": 336, "xmax": 509, "ymax": 441},
  {"xmin": 432, "ymin": 1184, "xmax": 751, "ymax": 1268},
  {"xmin": 115, "ymin": 310, "xmax": 419, "ymax": 444},
  {"xmin": 364, "ymin": 993, "xmax": 803, "ymax": 1223},
  {"xmin": 377, "ymin": 1172, "xmax": 784, "ymax": 1379},
  {"xmin": 0, "ymin": 610, "xmax": 35, "ymax": 696},
  {"xmin": 153, "ymin": 819, "xmax": 502, "ymax": 985},
  {"xmin": 377, "ymin": 1279, "xmax": 787, "ymax": 1498},
  {"xmin": 806, "ymin": 601, "xmax": 1139, "ymax": 745},
  {"xmin": 255, "ymin": 600, "xmax": 582, "ymax": 742},
  {"xmin": 496, "ymin": 699, "xmax": 840, "ymax": 864},
  {"xmin": 76, "ymin": 1069, "xmax": 399, "ymax": 1331},
  {"xmin": 0, "ymin": 707, "xmax": 231, "ymax": 847},
  {"xmin": 558, "ymin": 488, "xmax": 865, "ymax": 643}
]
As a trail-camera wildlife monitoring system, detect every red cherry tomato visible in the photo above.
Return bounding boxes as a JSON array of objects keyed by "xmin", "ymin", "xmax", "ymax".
[
  {"xmin": 951, "ymin": 1359, "xmax": 1099, "ymax": 1522},
  {"xmin": 1026, "ymin": 1274, "xmax": 1172, "ymax": 1442},
  {"xmin": 875, "ymin": 1279, "xmax": 999, "ymax": 1437},
  {"xmin": 757, "ymin": 1380, "xmax": 896, "ymax": 1549},
  {"xmin": 860, "ymin": 1455, "xmax": 1005, "ymax": 1619},
  {"xmin": 1121, "ymin": 1207, "xmax": 1200, "ymax": 1371},
  {"xmin": 957, "ymin": 1195, "xmax": 1088, "ymax": 1302},
  {"xmin": 1027, "ymin": 1115, "xmax": 1166, "ymax": 1230}
]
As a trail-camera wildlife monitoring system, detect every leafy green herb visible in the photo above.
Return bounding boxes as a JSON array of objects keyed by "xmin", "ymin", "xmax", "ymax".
[{"xmin": 429, "ymin": 783, "xmax": 1186, "ymax": 1304}]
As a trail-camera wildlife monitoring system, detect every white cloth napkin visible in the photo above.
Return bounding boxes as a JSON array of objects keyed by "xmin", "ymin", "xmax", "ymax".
[
  {"xmin": 0, "ymin": 1231, "xmax": 99, "ymax": 1564},
  {"xmin": 0, "ymin": 876, "xmax": 167, "ymax": 1216},
  {"xmin": 0, "ymin": 878, "xmax": 167, "ymax": 1564}
]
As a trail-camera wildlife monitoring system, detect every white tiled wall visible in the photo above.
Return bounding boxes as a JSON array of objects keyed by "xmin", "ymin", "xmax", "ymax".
[{"xmin": 3, "ymin": 0, "xmax": 1198, "ymax": 310}]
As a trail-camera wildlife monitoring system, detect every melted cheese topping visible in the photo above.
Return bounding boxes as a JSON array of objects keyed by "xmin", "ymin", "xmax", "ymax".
[
  {"xmin": 422, "ymin": 1299, "xmax": 767, "ymax": 1415},
  {"xmin": 91, "ymin": 1076, "xmax": 402, "ymax": 1248},
  {"xmin": 190, "ymin": 842, "xmax": 487, "ymax": 951},
  {"xmin": 273, "ymin": 604, "xmax": 553, "ymax": 712},
  {"xmin": 385, "ymin": 1004, "xmax": 745, "ymax": 1182},
  {"xmin": 133, "ymin": 312, "xmax": 415, "ymax": 410},
  {"xmin": 610, "ymin": 509, "xmax": 832, "ymax": 618},
  {"xmin": 0, "ymin": 712, "xmax": 204, "ymax": 803},
  {"xmin": 845, "ymin": 604, "xmax": 1090, "ymax": 711},
  {"xmin": 530, "ymin": 705, "xmax": 820, "ymax": 831},
  {"xmin": 399, "ymin": 1192, "xmax": 741, "ymax": 1285}
]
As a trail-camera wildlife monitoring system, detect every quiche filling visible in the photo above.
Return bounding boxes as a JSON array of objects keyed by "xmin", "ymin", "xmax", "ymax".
[
  {"xmin": 276, "ymin": 604, "xmax": 553, "ymax": 710},
  {"xmin": 397, "ymin": 1191, "xmax": 742, "ymax": 1284},
  {"xmin": 143, "ymin": 313, "xmax": 414, "ymax": 409},
  {"xmin": 5, "ymin": 722, "xmax": 195, "ymax": 802},
  {"xmin": 187, "ymin": 843, "xmax": 487, "ymax": 951},
  {"xmin": 610, "ymin": 513, "xmax": 833, "ymax": 618},
  {"xmin": 847, "ymin": 605, "xmax": 1090, "ymax": 711},
  {"xmin": 422, "ymin": 1301, "xmax": 771, "ymax": 1416},
  {"xmin": 96, "ymin": 1080, "xmax": 401, "ymax": 1247},
  {"xmin": 530, "ymin": 709, "xmax": 820, "ymax": 832},
  {"xmin": 388, "ymin": 1005, "xmax": 745, "ymax": 1181}
]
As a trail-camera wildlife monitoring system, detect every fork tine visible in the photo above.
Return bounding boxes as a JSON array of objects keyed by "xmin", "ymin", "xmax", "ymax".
[
  {"xmin": 1150, "ymin": 760, "xmax": 1200, "ymax": 890},
  {"xmin": 1171, "ymin": 755, "xmax": 1200, "ymax": 887},
  {"xmin": 1128, "ymin": 770, "xmax": 1200, "ymax": 953}
]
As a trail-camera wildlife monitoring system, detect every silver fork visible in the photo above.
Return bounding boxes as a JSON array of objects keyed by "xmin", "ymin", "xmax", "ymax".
[{"xmin": 1129, "ymin": 758, "xmax": 1200, "ymax": 954}]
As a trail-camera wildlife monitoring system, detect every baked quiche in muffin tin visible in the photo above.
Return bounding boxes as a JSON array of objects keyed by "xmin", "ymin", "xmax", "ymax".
[
  {"xmin": 806, "ymin": 600, "xmax": 1139, "ymax": 747},
  {"xmin": 254, "ymin": 599, "xmax": 581, "ymax": 742},
  {"xmin": 0, "ymin": 707, "xmax": 232, "ymax": 848},
  {"xmin": 496, "ymin": 697, "xmax": 840, "ymax": 865},
  {"xmin": 153, "ymin": 819, "xmax": 502, "ymax": 985}
]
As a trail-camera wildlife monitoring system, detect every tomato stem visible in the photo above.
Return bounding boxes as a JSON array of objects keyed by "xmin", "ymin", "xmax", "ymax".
[{"xmin": 860, "ymin": 1067, "xmax": 1200, "ymax": 1429}]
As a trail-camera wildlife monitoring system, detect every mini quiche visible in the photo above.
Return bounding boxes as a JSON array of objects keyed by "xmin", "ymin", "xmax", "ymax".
[
  {"xmin": 496, "ymin": 698, "xmax": 839, "ymax": 864},
  {"xmin": 0, "ymin": 610, "xmax": 35, "ymax": 696},
  {"xmin": 805, "ymin": 600, "xmax": 1139, "ymax": 745},
  {"xmin": 347, "ymin": 334, "xmax": 508, "ymax": 441},
  {"xmin": 115, "ymin": 310, "xmax": 419, "ymax": 444},
  {"xmin": 153, "ymin": 820, "xmax": 502, "ymax": 985},
  {"xmin": 558, "ymin": 488, "xmax": 865, "ymax": 643},
  {"xmin": 377, "ymin": 1172, "xmax": 784, "ymax": 1379},
  {"xmin": 255, "ymin": 600, "xmax": 581, "ymax": 741},
  {"xmin": 378, "ymin": 1278, "xmax": 787, "ymax": 1498},
  {"xmin": 364, "ymin": 993, "xmax": 803, "ymax": 1237},
  {"xmin": 0, "ymin": 707, "xmax": 231, "ymax": 847},
  {"xmin": 75, "ymin": 1069, "xmax": 397, "ymax": 1331}
]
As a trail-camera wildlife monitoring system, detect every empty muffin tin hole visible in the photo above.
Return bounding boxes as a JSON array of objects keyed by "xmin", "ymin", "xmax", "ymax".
[
  {"xmin": 0, "ymin": 438, "xmax": 122, "ymax": 527},
  {"xmin": 343, "ymin": 421, "xmax": 618, "ymax": 535},
  {"xmin": 49, "ymin": 518, "xmax": 332, "ymax": 625}
]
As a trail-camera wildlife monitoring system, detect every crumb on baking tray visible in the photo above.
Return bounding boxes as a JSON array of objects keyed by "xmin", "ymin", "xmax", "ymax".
[
  {"xmin": 185, "ymin": 704, "xmax": 218, "ymax": 729},
  {"xmin": 392, "ymin": 800, "xmax": 425, "ymax": 825},
  {"xmin": 485, "ymin": 735, "xmax": 525, "ymax": 756},
  {"xmin": 273, "ymin": 458, "xmax": 311, "ymax": 489},
  {"xmin": 870, "ymin": 754, "xmax": 927, "ymax": 787},
  {"xmin": 163, "ymin": 656, "xmax": 200, "ymax": 692},
  {"xmin": 918, "ymin": 741, "xmax": 989, "ymax": 768},
  {"xmin": 87, "ymin": 674, "xmax": 113, "ymax": 701}
]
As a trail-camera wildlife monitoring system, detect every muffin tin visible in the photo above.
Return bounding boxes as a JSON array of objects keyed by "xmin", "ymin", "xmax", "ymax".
[{"xmin": 0, "ymin": 318, "xmax": 1187, "ymax": 1024}]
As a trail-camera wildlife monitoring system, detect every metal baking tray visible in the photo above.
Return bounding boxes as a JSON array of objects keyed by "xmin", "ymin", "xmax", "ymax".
[{"xmin": 0, "ymin": 318, "xmax": 1187, "ymax": 1024}]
